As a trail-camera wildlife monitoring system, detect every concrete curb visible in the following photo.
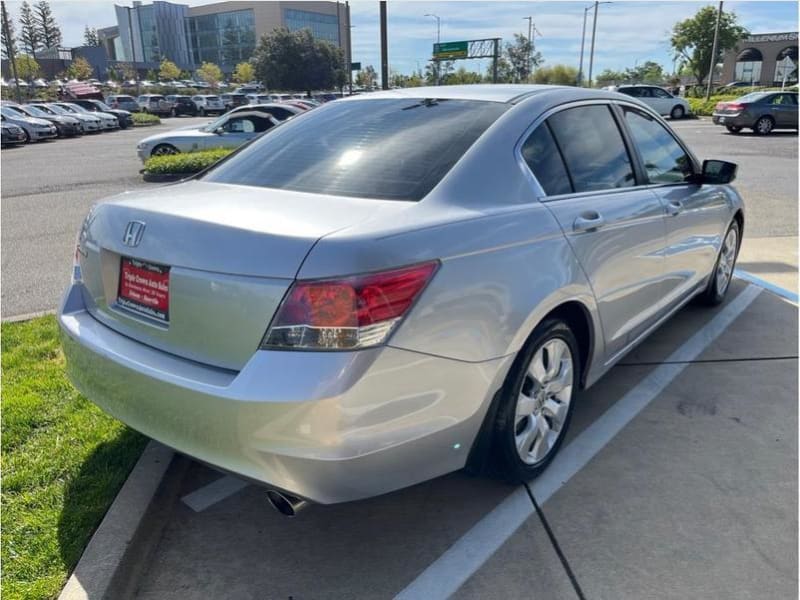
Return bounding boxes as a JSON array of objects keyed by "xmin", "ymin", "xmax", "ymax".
[
  {"xmin": 58, "ymin": 441, "xmax": 176, "ymax": 600},
  {"xmin": 141, "ymin": 172, "xmax": 192, "ymax": 183},
  {"xmin": 1, "ymin": 309, "xmax": 57, "ymax": 323}
]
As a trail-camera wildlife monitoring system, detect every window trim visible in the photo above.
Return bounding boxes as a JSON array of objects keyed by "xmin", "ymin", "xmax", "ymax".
[
  {"xmin": 615, "ymin": 104, "xmax": 701, "ymax": 189},
  {"xmin": 515, "ymin": 99, "xmax": 645, "ymax": 202}
]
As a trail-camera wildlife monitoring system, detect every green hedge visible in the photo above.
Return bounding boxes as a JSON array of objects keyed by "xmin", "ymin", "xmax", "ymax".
[
  {"xmin": 132, "ymin": 112, "xmax": 161, "ymax": 126},
  {"xmin": 687, "ymin": 95, "xmax": 742, "ymax": 116},
  {"xmin": 143, "ymin": 148, "xmax": 233, "ymax": 175}
]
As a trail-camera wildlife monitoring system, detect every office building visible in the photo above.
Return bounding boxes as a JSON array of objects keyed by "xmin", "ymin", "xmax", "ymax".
[{"xmin": 721, "ymin": 32, "xmax": 798, "ymax": 86}]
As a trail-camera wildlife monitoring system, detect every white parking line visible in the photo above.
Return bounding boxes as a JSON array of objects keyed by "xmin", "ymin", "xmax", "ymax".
[
  {"xmin": 181, "ymin": 475, "xmax": 249, "ymax": 512},
  {"xmin": 395, "ymin": 284, "xmax": 762, "ymax": 600}
]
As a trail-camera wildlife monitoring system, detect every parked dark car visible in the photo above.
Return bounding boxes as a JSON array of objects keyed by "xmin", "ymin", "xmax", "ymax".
[
  {"xmin": 712, "ymin": 91, "xmax": 798, "ymax": 134},
  {"xmin": 220, "ymin": 93, "xmax": 248, "ymax": 111},
  {"xmin": 15, "ymin": 103, "xmax": 83, "ymax": 136},
  {"xmin": 71, "ymin": 99, "xmax": 134, "ymax": 129},
  {"xmin": 165, "ymin": 95, "xmax": 199, "ymax": 117},
  {"xmin": 1, "ymin": 121, "xmax": 27, "ymax": 146},
  {"xmin": 716, "ymin": 81, "xmax": 763, "ymax": 93}
]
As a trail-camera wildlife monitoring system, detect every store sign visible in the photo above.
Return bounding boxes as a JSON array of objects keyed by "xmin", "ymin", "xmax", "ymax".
[{"xmin": 746, "ymin": 32, "xmax": 798, "ymax": 43}]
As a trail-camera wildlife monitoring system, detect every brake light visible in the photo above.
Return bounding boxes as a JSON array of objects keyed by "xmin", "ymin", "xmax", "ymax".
[
  {"xmin": 261, "ymin": 261, "xmax": 439, "ymax": 350},
  {"xmin": 727, "ymin": 103, "xmax": 745, "ymax": 111}
]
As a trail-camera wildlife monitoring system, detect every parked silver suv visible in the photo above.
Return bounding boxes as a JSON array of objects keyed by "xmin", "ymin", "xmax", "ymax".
[{"xmin": 137, "ymin": 94, "xmax": 173, "ymax": 116}]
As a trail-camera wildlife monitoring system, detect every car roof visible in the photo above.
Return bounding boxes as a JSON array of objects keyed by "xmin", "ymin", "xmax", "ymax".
[{"xmin": 339, "ymin": 84, "xmax": 609, "ymax": 104}]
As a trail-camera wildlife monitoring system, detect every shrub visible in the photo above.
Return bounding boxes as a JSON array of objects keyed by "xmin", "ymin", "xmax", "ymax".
[
  {"xmin": 132, "ymin": 112, "xmax": 161, "ymax": 126},
  {"xmin": 686, "ymin": 95, "xmax": 741, "ymax": 116},
  {"xmin": 143, "ymin": 148, "xmax": 233, "ymax": 175}
]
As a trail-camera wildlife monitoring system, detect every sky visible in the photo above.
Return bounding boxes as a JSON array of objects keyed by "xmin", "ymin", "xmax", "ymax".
[{"xmin": 4, "ymin": 0, "xmax": 798, "ymax": 76}]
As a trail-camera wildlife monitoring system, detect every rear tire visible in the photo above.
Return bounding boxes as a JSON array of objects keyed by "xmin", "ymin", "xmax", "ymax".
[
  {"xmin": 23, "ymin": 129, "xmax": 31, "ymax": 143},
  {"xmin": 491, "ymin": 319, "xmax": 579, "ymax": 482},
  {"xmin": 725, "ymin": 125, "xmax": 742, "ymax": 134},
  {"xmin": 170, "ymin": 108, "xmax": 176, "ymax": 118},
  {"xmin": 753, "ymin": 116, "xmax": 774, "ymax": 135},
  {"xmin": 199, "ymin": 107, "xmax": 206, "ymax": 116},
  {"xmin": 670, "ymin": 105, "xmax": 685, "ymax": 119},
  {"xmin": 699, "ymin": 220, "xmax": 740, "ymax": 306}
]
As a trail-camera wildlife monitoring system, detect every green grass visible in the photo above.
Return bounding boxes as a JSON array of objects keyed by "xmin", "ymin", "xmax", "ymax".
[
  {"xmin": 143, "ymin": 148, "xmax": 233, "ymax": 175},
  {"xmin": 131, "ymin": 112, "xmax": 160, "ymax": 126},
  {"xmin": 1, "ymin": 316, "xmax": 147, "ymax": 600}
]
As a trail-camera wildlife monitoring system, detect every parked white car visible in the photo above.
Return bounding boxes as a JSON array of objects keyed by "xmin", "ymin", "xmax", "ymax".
[
  {"xmin": 37, "ymin": 103, "xmax": 102, "ymax": 132},
  {"xmin": 56, "ymin": 102, "xmax": 119, "ymax": 130},
  {"xmin": 0, "ymin": 105, "xmax": 57, "ymax": 141},
  {"xmin": 136, "ymin": 110, "xmax": 280, "ymax": 161},
  {"xmin": 191, "ymin": 94, "xmax": 225, "ymax": 116},
  {"xmin": 611, "ymin": 85, "xmax": 691, "ymax": 119}
]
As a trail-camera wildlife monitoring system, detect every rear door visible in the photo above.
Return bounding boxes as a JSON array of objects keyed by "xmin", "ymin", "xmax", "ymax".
[
  {"xmin": 619, "ymin": 105, "xmax": 729, "ymax": 306},
  {"xmin": 521, "ymin": 103, "xmax": 668, "ymax": 360}
]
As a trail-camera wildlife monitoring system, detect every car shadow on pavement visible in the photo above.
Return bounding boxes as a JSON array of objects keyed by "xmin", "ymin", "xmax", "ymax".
[{"xmin": 57, "ymin": 427, "xmax": 147, "ymax": 569}]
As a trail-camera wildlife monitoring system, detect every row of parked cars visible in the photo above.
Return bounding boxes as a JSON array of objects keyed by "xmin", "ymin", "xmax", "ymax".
[
  {"xmin": 107, "ymin": 92, "xmax": 326, "ymax": 117},
  {"xmin": 1, "ymin": 98, "xmax": 134, "ymax": 147}
]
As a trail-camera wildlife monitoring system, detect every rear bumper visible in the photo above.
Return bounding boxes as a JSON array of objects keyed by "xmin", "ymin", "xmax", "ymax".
[
  {"xmin": 712, "ymin": 113, "xmax": 748, "ymax": 126},
  {"xmin": 58, "ymin": 283, "xmax": 511, "ymax": 504}
]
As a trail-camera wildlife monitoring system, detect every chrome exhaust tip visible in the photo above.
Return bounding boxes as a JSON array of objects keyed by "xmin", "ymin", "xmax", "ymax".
[{"xmin": 266, "ymin": 490, "xmax": 309, "ymax": 517}]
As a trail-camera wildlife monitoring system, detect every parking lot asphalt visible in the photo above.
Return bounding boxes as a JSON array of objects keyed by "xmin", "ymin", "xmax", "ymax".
[
  {"xmin": 1, "ymin": 116, "xmax": 211, "ymax": 319},
  {"xmin": 108, "ymin": 280, "xmax": 795, "ymax": 600}
]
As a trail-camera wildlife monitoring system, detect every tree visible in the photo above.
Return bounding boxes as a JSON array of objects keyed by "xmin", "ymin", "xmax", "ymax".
[
  {"xmin": 595, "ymin": 68, "xmax": 626, "ymax": 87},
  {"xmin": 443, "ymin": 66, "xmax": 482, "ymax": 85},
  {"xmin": 533, "ymin": 64, "xmax": 579, "ymax": 85},
  {"xmin": 65, "ymin": 55, "xmax": 92, "ymax": 80},
  {"xmin": 159, "ymin": 58, "xmax": 180, "ymax": 81},
  {"xmin": 83, "ymin": 25, "xmax": 98, "ymax": 46},
  {"xmin": 16, "ymin": 52, "xmax": 38, "ymax": 80},
  {"xmin": 504, "ymin": 33, "xmax": 542, "ymax": 83},
  {"xmin": 18, "ymin": 1, "xmax": 39, "ymax": 59},
  {"xmin": 625, "ymin": 60, "xmax": 665, "ymax": 84},
  {"xmin": 34, "ymin": 0, "xmax": 60, "ymax": 48},
  {"xmin": 671, "ymin": 6, "xmax": 747, "ymax": 86},
  {"xmin": 116, "ymin": 62, "xmax": 138, "ymax": 83},
  {"xmin": 355, "ymin": 64, "xmax": 377, "ymax": 88},
  {"xmin": 232, "ymin": 61, "xmax": 254, "ymax": 83},
  {"xmin": 1, "ymin": 0, "xmax": 17, "ymax": 60},
  {"xmin": 197, "ymin": 61, "xmax": 223, "ymax": 88},
  {"xmin": 251, "ymin": 28, "xmax": 345, "ymax": 95}
]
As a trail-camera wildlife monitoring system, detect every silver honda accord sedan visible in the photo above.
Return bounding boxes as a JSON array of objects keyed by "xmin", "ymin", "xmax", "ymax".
[{"xmin": 59, "ymin": 85, "xmax": 743, "ymax": 514}]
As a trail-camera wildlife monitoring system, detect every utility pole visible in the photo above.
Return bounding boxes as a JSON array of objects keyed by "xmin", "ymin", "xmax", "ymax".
[
  {"xmin": 425, "ymin": 13, "xmax": 440, "ymax": 84},
  {"xmin": 379, "ymin": 0, "xmax": 388, "ymax": 90},
  {"xmin": 346, "ymin": 1, "xmax": 353, "ymax": 95},
  {"xmin": 705, "ymin": 1, "xmax": 723, "ymax": 100},
  {"xmin": 523, "ymin": 16, "xmax": 532, "ymax": 81},
  {"xmin": 492, "ymin": 38, "xmax": 499, "ymax": 83},
  {"xmin": 587, "ymin": 1, "xmax": 599, "ymax": 88},
  {"xmin": 577, "ymin": 6, "xmax": 590, "ymax": 86},
  {"xmin": 1, "ymin": 0, "xmax": 21, "ymax": 103}
]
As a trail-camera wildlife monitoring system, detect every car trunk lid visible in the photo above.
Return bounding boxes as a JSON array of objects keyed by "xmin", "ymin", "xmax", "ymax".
[{"xmin": 78, "ymin": 180, "xmax": 407, "ymax": 370}]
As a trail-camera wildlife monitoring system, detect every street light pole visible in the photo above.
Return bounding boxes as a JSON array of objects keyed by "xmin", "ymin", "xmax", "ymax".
[
  {"xmin": 380, "ymin": 0, "xmax": 388, "ymax": 90},
  {"xmin": 577, "ymin": 6, "xmax": 590, "ymax": 86},
  {"xmin": 705, "ymin": 1, "xmax": 723, "ymax": 100},
  {"xmin": 424, "ymin": 13, "xmax": 440, "ymax": 85},
  {"xmin": 523, "ymin": 16, "xmax": 532, "ymax": 81},
  {"xmin": 587, "ymin": 1, "xmax": 599, "ymax": 88}
]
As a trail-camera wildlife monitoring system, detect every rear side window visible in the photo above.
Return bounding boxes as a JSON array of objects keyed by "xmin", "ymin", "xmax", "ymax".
[
  {"xmin": 623, "ymin": 108, "xmax": 693, "ymax": 184},
  {"xmin": 547, "ymin": 105, "xmax": 635, "ymax": 192},
  {"xmin": 520, "ymin": 124, "xmax": 572, "ymax": 196},
  {"xmin": 204, "ymin": 99, "xmax": 508, "ymax": 201}
]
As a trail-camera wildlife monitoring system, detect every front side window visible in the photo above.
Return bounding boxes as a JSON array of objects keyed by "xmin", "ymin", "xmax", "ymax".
[
  {"xmin": 547, "ymin": 105, "xmax": 635, "ymax": 193},
  {"xmin": 520, "ymin": 123, "xmax": 572, "ymax": 196},
  {"xmin": 623, "ymin": 108, "xmax": 693, "ymax": 184},
  {"xmin": 203, "ymin": 99, "xmax": 508, "ymax": 201},
  {"xmin": 651, "ymin": 88, "xmax": 671, "ymax": 99}
]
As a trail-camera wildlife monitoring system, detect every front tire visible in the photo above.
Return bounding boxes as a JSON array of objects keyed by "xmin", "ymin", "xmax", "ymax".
[
  {"xmin": 753, "ymin": 116, "xmax": 774, "ymax": 135},
  {"xmin": 670, "ymin": 105, "xmax": 685, "ymax": 119},
  {"xmin": 492, "ymin": 319, "xmax": 579, "ymax": 482},
  {"xmin": 699, "ymin": 220, "xmax": 740, "ymax": 305},
  {"xmin": 150, "ymin": 144, "xmax": 179, "ymax": 157}
]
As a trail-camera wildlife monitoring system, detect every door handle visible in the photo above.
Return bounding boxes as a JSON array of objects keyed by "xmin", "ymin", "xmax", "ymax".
[
  {"xmin": 667, "ymin": 200, "xmax": 684, "ymax": 216},
  {"xmin": 573, "ymin": 212, "xmax": 605, "ymax": 232}
]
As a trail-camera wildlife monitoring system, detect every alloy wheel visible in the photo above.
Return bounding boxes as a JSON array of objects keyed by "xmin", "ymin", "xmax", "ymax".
[
  {"xmin": 756, "ymin": 117, "xmax": 773, "ymax": 134},
  {"xmin": 514, "ymin": 338, "xmax": 574, "ymax": 465},
  {"xmin": 152, "ymin": 145, "xmax": 178, "ymax": 156},
  {"xmin": 716, "ymin": 227, "xmax": 737, "ymax": 296}
]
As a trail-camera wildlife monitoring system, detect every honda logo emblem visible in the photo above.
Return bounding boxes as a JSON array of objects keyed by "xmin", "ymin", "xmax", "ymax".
[{"xmin": 122, "ymin": 221, "xmax": 146, "ymax": 247}]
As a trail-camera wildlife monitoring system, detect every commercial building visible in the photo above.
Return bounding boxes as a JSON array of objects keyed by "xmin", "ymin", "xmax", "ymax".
[
  {"xmin": 721, "ymin": 32, "xmax": 798, "ymax": 86},
  {"xmin": 103, "ymin": 0, "xmax": 350, "ymax": 73}
]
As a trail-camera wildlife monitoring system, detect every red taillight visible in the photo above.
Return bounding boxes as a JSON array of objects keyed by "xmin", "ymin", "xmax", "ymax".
[
  {"xmin": 262, "ymin": 261, "xmax": 439, "ymax": 350},
  {"xmin": 726, "ymin": 103, "xmax": 745, "ymax": 111}
]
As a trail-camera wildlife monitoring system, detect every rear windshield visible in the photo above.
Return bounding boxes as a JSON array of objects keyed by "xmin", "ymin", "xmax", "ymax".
[
  {"xmin": 206, "ymin": 96, "xmax": 220, "ymax": 101},
  {"xmin": 203, "ymin": 98, "xmax": 507, "ymax": 201},
  {"xmin": 117, "ymin": 96, "xmax": 134, "ymax": 101}
]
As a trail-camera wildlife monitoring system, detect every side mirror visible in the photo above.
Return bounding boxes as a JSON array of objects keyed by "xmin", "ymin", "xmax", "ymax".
[
  {"xmin": 701, "ymin": 159, "xmax": 737, "ymax": 184},
  {"xmin": 214, "ymin": 126, "xmax": 225, "ymax": 135}
]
